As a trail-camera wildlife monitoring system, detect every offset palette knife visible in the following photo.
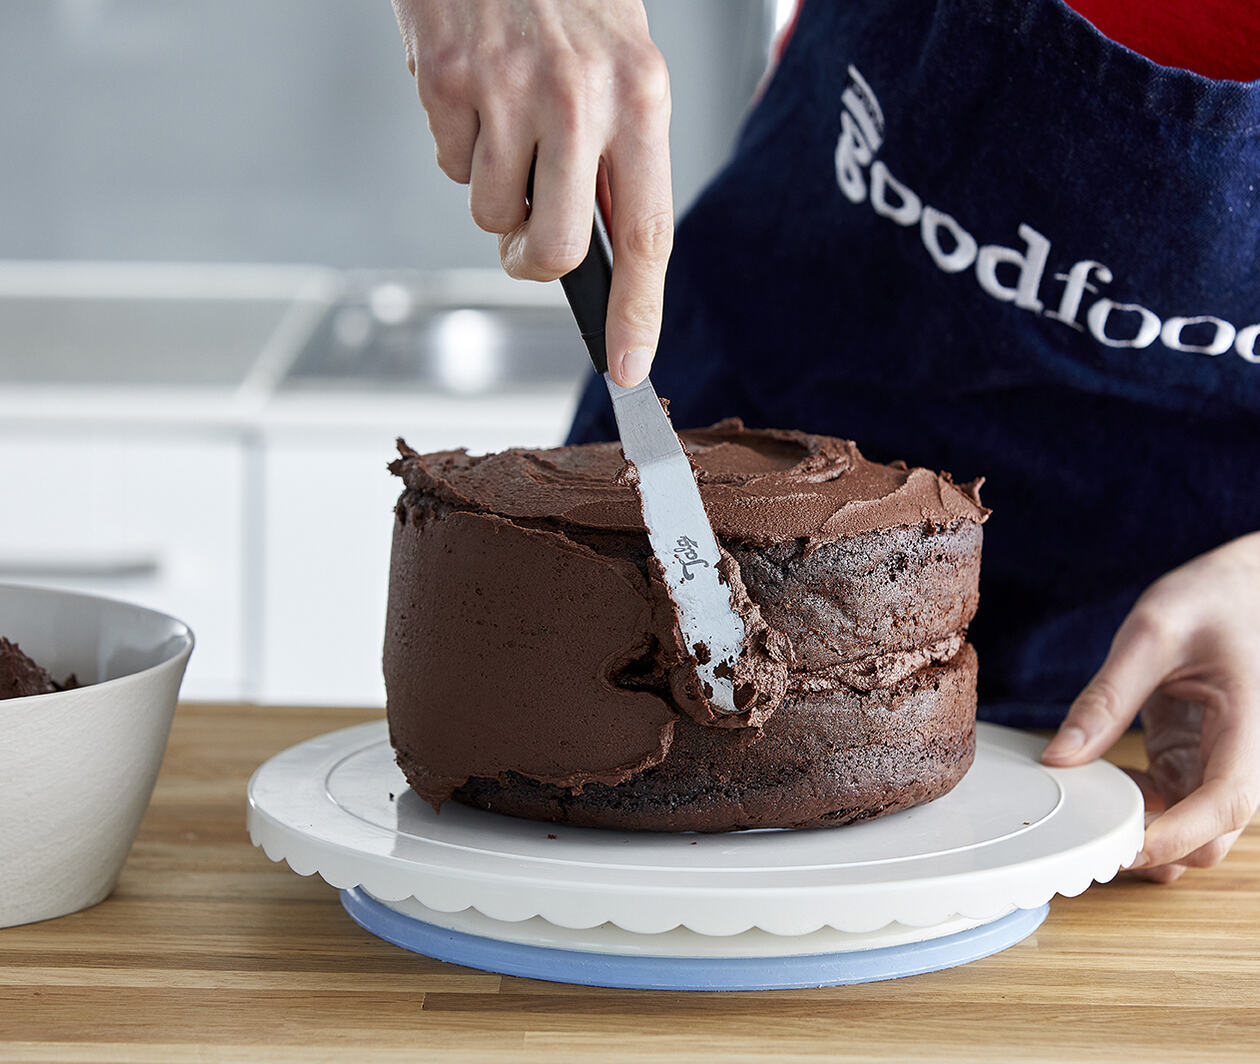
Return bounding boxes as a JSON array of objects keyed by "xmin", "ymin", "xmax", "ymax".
[{"xmin": 551, "ymin": 207, "xmax": 746, "ymax": 714}]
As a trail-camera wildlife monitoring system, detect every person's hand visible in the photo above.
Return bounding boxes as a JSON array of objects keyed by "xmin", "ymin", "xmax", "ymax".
[
  {"xmin": 392, "ymin": 0, "xmax": 673, "ymax": 386},
  {"xmin": 1042, "ymin": 531, "xmax": 1260, "ymax": 882}
]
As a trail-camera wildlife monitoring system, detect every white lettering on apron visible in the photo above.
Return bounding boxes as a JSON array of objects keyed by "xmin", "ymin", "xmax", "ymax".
[{"xmin": 834, "ymin": 66, "xmax": 1259, "ymax": 367}]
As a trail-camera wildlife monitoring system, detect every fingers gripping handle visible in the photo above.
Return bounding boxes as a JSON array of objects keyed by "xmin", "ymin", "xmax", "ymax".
[{"xmin": 525, "ymin": 161, "xmax": 612, "ymax": 375}]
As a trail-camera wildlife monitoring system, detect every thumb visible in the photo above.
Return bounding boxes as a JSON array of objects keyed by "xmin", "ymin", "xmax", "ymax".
[{"xmin": 1042, "ymin": 614, "xmax": 1167, "ymax": 766}]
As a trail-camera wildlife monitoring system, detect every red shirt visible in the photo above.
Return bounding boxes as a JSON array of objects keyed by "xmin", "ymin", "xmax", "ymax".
[
  {"xmin": 1059, "ymin": 0, "xmax": 1260, "ymax": 81},
  {"xmin": 777, "ymin": 2, "xmax": 1260, "ymax": 82}
]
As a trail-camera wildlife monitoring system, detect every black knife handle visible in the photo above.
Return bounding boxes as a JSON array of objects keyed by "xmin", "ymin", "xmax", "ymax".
[{"xmin": 525, "ymin": 162, "xmax": 612, "ymax": 375}]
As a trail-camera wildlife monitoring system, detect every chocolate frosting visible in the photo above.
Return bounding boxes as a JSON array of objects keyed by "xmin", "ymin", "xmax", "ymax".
[
  {"xmin": 383, "ymin": 510, "xmax": 680, "ymax": 806},
  {"xmin": 392, "ymin": 418, "xmax": 988, "ymax": 549},
  {"xmin": 0, "ymin": 638, "xmax": 75, "ymax": 700}
]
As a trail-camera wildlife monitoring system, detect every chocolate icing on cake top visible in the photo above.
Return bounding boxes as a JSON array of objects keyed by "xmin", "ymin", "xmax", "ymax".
[{"xmin": 391, "ymin": 418, "xmax": 987, "ymax": 548}]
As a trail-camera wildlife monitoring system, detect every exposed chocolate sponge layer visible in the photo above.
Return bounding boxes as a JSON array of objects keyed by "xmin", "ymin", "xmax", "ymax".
[
  {"xmin": 385, "ymin": 419, "xmax": 987, "ymax": 831},
  {"xmin": 0, "ymin": 638, "xmax": 77, "ymax": 700},
  {"xmin": 729, "ymin": 522, "xmax": 982, "ymax": 669}
]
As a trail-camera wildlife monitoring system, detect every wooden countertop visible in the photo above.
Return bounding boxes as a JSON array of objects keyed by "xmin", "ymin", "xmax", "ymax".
[{"xmin": 2, "ymin": 704, "xmax": 1258, "ymax": 1063}]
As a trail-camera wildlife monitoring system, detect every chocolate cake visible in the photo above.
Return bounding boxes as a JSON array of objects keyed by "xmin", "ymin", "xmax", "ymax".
[
  {"xmin": 0, "ymin": 638, "xmax": 77, "ymax": 700},
  {"xmin": 385, "ymin": 419, "xmax": 988, "ymax": 832}
]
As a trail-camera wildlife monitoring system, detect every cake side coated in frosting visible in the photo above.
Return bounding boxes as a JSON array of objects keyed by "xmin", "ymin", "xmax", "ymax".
[{"xmin": 385, "ymin": 418, "xmax": 988, "ymax": 832}]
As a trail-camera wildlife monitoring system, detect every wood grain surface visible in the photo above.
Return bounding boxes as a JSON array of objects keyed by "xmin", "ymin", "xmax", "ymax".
[{"xmin": 2, "ymin": 704, "xmax": 1258, "ymax": 1063}]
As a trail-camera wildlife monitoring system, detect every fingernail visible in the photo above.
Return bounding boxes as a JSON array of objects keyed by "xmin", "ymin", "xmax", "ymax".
[
  {"xmin": 1128, "ymin": 851, "xmax": 1150, "ymax": 869},
  {"xmin": 620, "ymin": 347, "xmax": 653, "ymax": 386},
  {"xmin": 1045, "ymin": 725, "xmax": 1086, "ymax": 759}
]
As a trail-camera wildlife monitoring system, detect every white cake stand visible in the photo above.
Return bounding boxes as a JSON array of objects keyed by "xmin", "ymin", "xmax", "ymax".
[{"xmin": 247, "ymin": 721, "xmax": 1143, "ymax": 990}]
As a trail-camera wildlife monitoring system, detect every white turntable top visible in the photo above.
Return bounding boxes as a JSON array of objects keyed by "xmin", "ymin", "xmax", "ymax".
[{"xmin": 247, "ymin": 721, "xmax": 1143, "ymax": 939}]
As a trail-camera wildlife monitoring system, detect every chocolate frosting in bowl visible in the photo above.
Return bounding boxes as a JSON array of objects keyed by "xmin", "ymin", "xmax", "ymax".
[
  {"xmin": 385, "ymin": 418, "xmax": 987, "ymax": 812},
  {"xmin": 0, "ymin": 638, "xmax": 76, "ymax": 700}
]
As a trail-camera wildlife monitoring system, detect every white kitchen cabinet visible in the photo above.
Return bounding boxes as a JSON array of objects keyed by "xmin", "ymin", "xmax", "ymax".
[
  {"xmin": 0, "ymin": 261, "xmax": 338, "ymax": 702},
  {"xmin": 0, "ymin": 430, "xmax": 248, "ymax": 699}
]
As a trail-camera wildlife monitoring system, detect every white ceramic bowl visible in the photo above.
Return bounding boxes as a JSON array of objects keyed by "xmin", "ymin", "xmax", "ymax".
[{"xmin": 0, "ymin": 583, "xmax": 193, "ymax": 928}]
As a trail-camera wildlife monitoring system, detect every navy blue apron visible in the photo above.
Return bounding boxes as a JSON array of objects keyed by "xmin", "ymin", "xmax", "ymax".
[{"xmin": 568, "ymin": 0, "xmax": 1260, "ymax": 728}]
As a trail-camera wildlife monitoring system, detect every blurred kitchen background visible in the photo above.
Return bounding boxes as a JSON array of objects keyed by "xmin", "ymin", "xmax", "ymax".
[{"xmin": 0, "ymin": 1, "xmax": 789, "ymax": 705}]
